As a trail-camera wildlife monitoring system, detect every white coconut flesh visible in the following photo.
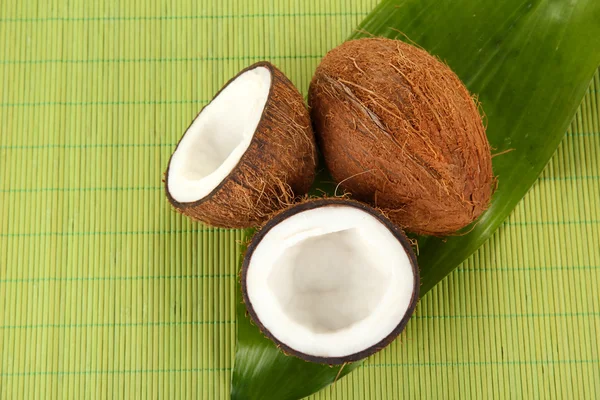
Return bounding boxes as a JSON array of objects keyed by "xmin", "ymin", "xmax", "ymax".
[
  {"xmin": 167, "ymin": 66, "xmax": 272, "ymax": 203},
  {"xmin": 246, "ymin": 205, "xmax": 416, "ymax": 359}
]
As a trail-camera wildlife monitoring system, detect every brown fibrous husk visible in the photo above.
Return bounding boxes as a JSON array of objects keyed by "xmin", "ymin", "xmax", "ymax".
[
  {"xmin": 166, "ymin": 61, "xmax": 317, "ymax": 228},
  {"xmin": 309, "ymin": 38, "xmax": 494, "ymax": 236}
]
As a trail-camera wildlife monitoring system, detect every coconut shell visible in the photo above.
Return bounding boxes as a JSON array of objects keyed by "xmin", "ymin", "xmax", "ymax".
[
  {"xmin": 241, "ymin": 198, "xmax": 419, "ymax": 364},
  {"xmin": 309, "ymin": 38, "xmax": 494, "ymax": 236},
  {"xmin": 166, "ymin": 62, "xmax": 317, "ymax": 228}
]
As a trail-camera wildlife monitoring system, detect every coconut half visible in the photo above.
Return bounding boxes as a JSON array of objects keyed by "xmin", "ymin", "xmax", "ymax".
[
  {"xmin": 241, "ymin": 199, "xmax": 419, "ymax": 364},
  {"xmin": 165, "ymin": 62, "xmax": 317, "ymax": 228}
]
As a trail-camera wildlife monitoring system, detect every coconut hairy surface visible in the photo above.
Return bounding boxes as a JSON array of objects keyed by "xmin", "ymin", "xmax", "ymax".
[
  {"xmin": 309, "ymin": 38, "xmax": 494, "ymax": 236},
  {"xmin": 241, "ymin": 198, "xmax": 419, "ymax": 365},
  {"xmin": 165, "ymin": 62, "xmax": 317, "ymax": 228}
]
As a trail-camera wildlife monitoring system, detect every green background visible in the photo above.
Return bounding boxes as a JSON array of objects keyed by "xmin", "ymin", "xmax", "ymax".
[{"xmin": 0, "ymin": 0, "xmax": 598, "ymax": 398}]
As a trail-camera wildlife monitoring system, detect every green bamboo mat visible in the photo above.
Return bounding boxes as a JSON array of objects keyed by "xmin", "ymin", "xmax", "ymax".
[{"xmin": 1, "ymin": 0, "xmax": 598, "ymax": 398}]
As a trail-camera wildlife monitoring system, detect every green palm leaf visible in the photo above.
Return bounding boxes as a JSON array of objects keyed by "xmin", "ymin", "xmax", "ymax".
[{"xmin": 231, "ymin": 0, "xmax": 600, "ymax": 398}]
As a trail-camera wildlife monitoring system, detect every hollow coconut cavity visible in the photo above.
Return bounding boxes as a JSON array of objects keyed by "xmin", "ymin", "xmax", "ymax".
[
  {"xmin": 165, "ymin": 62, "xmax": 317, "ymax": 228},
  {"xmin": 242, "ymin": 199, "xmax": 419, "ymax": 364},
  {"xmin": 309, "ymin": 38, "xmax": 494, "ymax": 236},
  {"xmin": 168, "ymin": 67, "xmax": 271, "ymax": 203}
]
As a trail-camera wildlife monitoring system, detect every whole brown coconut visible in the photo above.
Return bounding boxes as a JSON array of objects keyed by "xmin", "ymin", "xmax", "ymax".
[
  {"xmin": 166, "ymin": 62, "xmax": 317, "ymax": 228},
  {"xmin": 309, "ymin": 38, "xmax": 494, "ymax": 236}
]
